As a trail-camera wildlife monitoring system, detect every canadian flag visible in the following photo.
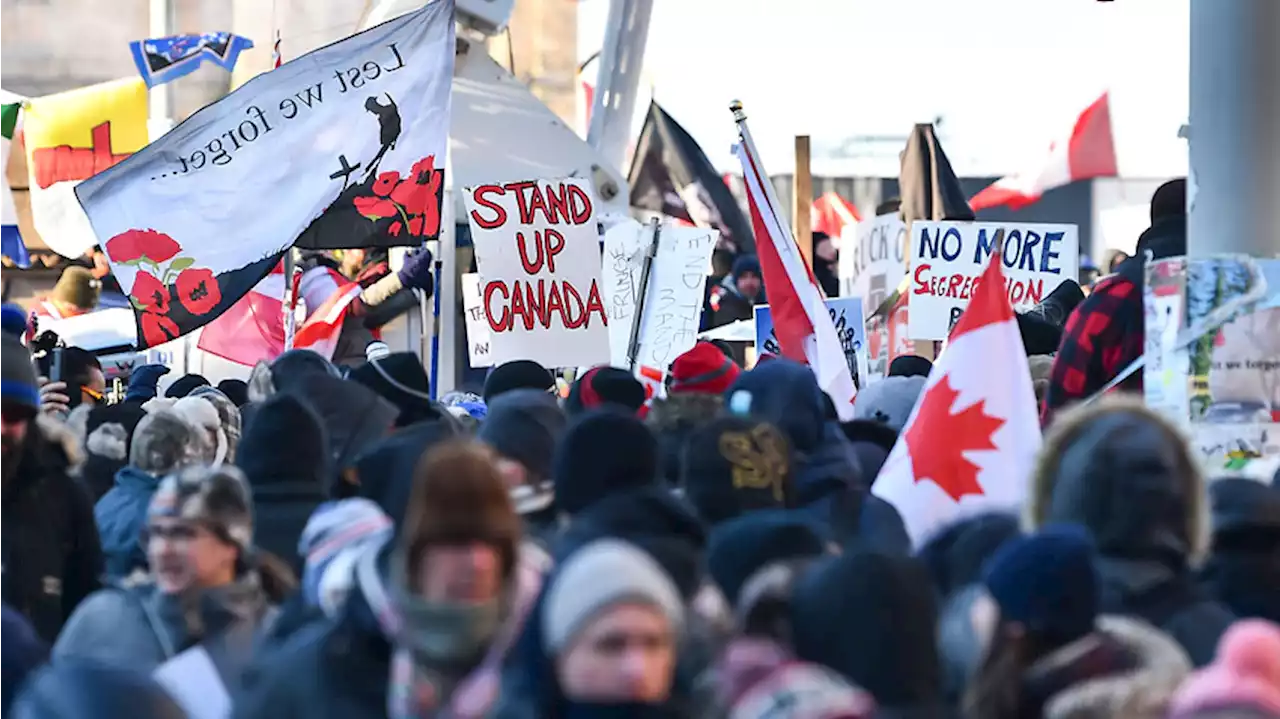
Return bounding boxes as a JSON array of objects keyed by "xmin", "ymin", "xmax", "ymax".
[
  {"xmin": 872, "ymin": 249, "xmax": 1041, "ymax": 546},
  {"xmin": 732, "ymin": 110, "xmax": 857, "ymax": 417},
  {"xmin": 969, "ymin": 92, "xmax": 1117, "ymax": 212},
  {"xmin": 810, "ymin": 191, "xmax": 860, "ymax": 239},
  {"xmin": 196, "ymin": 264, "xmax": 361, "ymax": 365}
]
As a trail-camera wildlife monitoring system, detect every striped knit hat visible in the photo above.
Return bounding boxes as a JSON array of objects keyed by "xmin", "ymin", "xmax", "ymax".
[
  {"xmin": 298, "ymin": 498, "xmax": 393, "ymax": 614},
  {"xmin": 148, "ymin": 465, "xmax": 254, "ymax": 553}
]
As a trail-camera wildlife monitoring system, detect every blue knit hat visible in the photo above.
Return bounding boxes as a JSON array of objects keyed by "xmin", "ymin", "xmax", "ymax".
[
  {"xmin": 0, "ymin": 304, "xmax": 28, "ymax": 338},
  {"xmin": 1, "ymin": 335, "xmax": 40, "ymax": 414},
  {"xmin": 982, "ymin": 524, "xmax": 1099, "ymax": 643}
]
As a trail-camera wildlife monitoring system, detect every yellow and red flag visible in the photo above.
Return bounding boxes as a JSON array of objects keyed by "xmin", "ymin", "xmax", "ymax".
[{"xmin": 23, "ymin": 77, "xmax": 147, "ymax": 258}]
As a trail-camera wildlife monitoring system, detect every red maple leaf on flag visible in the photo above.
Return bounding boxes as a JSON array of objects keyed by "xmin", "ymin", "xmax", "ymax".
[{"xmin": 904, "ymin": 373, "xmax": 1005, "ymax": 501}]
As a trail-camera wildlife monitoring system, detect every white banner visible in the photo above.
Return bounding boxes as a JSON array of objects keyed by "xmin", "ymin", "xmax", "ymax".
[
  {"xmin": 461, "ymin": 272, "xmax": 492, "ymax": 368},
  {"xmin": 601, "ymin": 218, "xmax": 716, "ymax": 369},
  {"xmin": 601, "ymin": 218, "xmax": 648, "ymax": 366},
  {"xmin": 908, "ymin": 221, "xmax": 1079, "ymax": 340},
  {"xmin": 839, "ymin": 212, "xmax": 906, "ymax": 311},
  {"xmin": 464, "ymin": 177, "xmax": 610, "ymax": 368}
]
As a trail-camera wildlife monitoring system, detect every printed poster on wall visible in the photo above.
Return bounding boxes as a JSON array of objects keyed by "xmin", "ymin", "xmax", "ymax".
[
  {"xmin": 601, "ymin": 218, "xmax": 717, "ymax": 369},
  {"xmin": 1144, "ymin": 255, "xmax": 1280, "ymax": 467},
  {"xmin": 464, "ymin": 177, "xmax": 609, "ymax": 368},
  {"xmin": 460, "ymin": 272, "xmax": 492, "ymax": 368},
  {"xmin": 755, "ymin": 296, "xmax": 869, "ymax": 385},
  {"xmin": 908, "ymin": 221, "xmax": 1079, "ymax": 340},
  {"xmin": 839, "ymin": 212, "xmax": 906, "ymax": 313}
]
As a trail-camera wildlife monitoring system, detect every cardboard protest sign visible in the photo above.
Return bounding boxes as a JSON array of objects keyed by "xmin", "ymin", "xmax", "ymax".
[
  {"xmin": 755, "ymin": 296, "xmax": 869, "ymax": 385},
  {"xmin": 460, "ymin": 272, "xmax": 492, "ymax": 368},
  {"xmin": 633, "ymin": 226, "xmax": 717, "ymax": 369},
  {"xmin": 839, "ymin": 212, "xmax": 906, "ymax": 312},
  {"xmin": 908, "ymin": 221, "xmax": 1079, "ymax": 340},
  {"xmin": 601, "ymin": 219, "xmax": 648, "ymax": 365},
  {"xmin": 464, "ymin": 178, "xmax": 609, "ymax": 368},
  {"xmin": 602, "ymin": 220, "xmax": 717, "ymax": 369}
]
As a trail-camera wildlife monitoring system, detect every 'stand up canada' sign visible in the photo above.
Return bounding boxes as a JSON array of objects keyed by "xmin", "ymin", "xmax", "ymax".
[{"xmin": 464, "ymin": 177, "xmax": 610, "ymax": 368}]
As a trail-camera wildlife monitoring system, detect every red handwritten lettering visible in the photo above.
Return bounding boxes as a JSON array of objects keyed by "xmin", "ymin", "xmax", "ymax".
[
  {"xmin": 469, "ymin": 185, "xmax": 507, "ymax": 229},
  {"xmin": 505, "ymin": 180, "xmax": 538, "ymax": 224}
]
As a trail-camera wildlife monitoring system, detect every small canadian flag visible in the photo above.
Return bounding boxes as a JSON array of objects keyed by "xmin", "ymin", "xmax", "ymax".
[{"xmin": 872, "ymin": 248, "xmax": 1042, "ymax": 547}]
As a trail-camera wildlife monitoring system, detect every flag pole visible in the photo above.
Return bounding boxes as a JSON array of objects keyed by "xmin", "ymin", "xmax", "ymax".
[
  {"xmin": 428, "ymin": 257, "xmax": 442, "ymax": 400},
  {"xmin": 730, "ymin": 101, "xmax": 794, "ymax": 253},
  {"xmin": 626, "ymin": 217, "xmax": 661, "ymax": 371},
  {"xmin": 274, "ymin": 28, "xmax": 298, "ymax": 352}
]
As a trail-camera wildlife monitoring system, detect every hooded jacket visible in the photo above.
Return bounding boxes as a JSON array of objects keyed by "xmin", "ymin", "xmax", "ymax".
[
  {"xmin": 95, "ymin": 465, "xmax": 165, "ymax": 580},
  {"xmin": 1026, "ymin": 396, "xmax": 1234, "ymax": 666},
  {"xmin": 2, "ymin": 414, "xmax": 102, "ymax": 642},
  {"xmin": 1024, "ymin": 615, "xmax": 1191, "ymax": 719},
  {"xmin": 726, "ymin": 361, "xmax": 909, "ymax": 553}
]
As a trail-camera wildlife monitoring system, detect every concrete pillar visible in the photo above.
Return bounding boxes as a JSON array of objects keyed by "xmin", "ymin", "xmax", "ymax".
[{"xmin": 1187, "ymin": 0, "xmax": 1280, "ymax": 258}]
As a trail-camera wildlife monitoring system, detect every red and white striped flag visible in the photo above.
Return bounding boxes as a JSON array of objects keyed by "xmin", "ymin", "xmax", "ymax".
[
  {"xmin": 197, "ymin": 262, "xmax": 288, "ymax": 365},
  {"xmin": 196, "ymin": 263, "xmax": 361, "ymax": 366},
  {"xmin": 969, "ymin": 92, "xmax": 1117, "ymax": 212},
  {"xmin": 810, "ymin": 191, "xmax": 859, "ymax": 239},
  {"xmin": 272, "ymin": 30, "xmax": 282, "ymax": 69},
  {"xmin": 731, "ymin": 102, "xmax": 857, "ymax": 418}
]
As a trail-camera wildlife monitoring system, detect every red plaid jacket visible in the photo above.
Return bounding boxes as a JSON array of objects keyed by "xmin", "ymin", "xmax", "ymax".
[{"xmin": 1042, "ymin": 273, "xmax": 1145, "ymax": 424}]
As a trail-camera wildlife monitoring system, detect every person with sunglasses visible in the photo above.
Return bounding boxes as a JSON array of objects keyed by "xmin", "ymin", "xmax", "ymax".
[
  {"xmin": 36, "ymin": 347, "xmax": 106, "ymax": 417},
  {"xmin": 1, "ymin": 334, "xmax": 104, "ymax": 643}
]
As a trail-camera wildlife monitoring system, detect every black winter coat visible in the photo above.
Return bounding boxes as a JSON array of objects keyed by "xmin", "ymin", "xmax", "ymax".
[
  {"xmin": 2, "ymin": 417, "xmax": 103, "ymax": 642},
  {"xmin": 234, "ymin": 590, "xmax": 392, "ymax": 719}
]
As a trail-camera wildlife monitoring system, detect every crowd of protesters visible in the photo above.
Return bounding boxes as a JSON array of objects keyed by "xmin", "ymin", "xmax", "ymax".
[{"xmin": 2, "ymin": 178, "xmax": 1279, "ymax": 719}]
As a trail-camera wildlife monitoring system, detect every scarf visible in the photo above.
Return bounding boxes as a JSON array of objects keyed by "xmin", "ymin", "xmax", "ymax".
[{"xmin": 356, "ymin": 545, "xmax": 513, "ymax": 719}]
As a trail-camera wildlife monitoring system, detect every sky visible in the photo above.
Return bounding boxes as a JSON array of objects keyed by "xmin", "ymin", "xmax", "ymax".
[{"xmin": 578, "ymin": 0, "xmax": 1190, "ymax": 179}]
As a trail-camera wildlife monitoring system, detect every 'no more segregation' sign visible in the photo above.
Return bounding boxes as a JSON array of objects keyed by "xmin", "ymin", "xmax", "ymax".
[{"xmin": 908, "ymin": 221, "xmax": 1078, "ymax": 340}]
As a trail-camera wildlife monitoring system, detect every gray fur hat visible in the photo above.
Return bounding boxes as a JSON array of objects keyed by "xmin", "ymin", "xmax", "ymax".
[
  {"xmin": 188, "ymin": 386, "xmax": 242, "ymax": 462},
  {"xmin": 148, "ymin": 464, "xmax": 254, "ymax": 553},
  {"xmin": 129, "ymin": 408, "xmax": 204, "ymax": 475},
  {"xmin": 853, "ymin": 375, "xmax": 926, "ymax": 432}
]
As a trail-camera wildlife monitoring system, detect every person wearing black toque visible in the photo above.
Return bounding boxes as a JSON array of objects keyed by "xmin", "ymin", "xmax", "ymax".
[
  {"xmin": 349, "ymin": 352, "xmax": 442, "ymax": 428},
  {"xmin": 235, "ymin": 393, "xmax": 330, "ymax": 572},
  {"xmin": 888, "ymin": 354, "xmax": 932, "ymax": 379},
  {"xmin": 477, "ymin": 389, "xmax": 566, "ymax": 539},
  {"xmin": 790, "ymin": 551, "xmax": 946, "ymax": 716},
  {"xmin": 552, "ymin": 408, "xmax": 659, "ymax": 520},
  {"xmin": 163, "ymin": 373, "xmax": 210, "ymax": 399},
  {"xmin": 564, "ymin": 365, "xmax": 647, "ymax": 416},
  {"xmin": 216, "ymin": 378, "xmax": 249, "ymax": 408},
  {"xmin": 706, "ymin": 510, "xmax": 827, "ymax": 608},
  {"xmin": 483, "ymin": 359, "xmax": 556, "ymax": 404}
]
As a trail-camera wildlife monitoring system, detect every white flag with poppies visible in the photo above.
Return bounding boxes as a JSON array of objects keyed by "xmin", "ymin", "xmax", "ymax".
[
  {"xmin": 74, "ymin": 1, "xmax": 453, "ymax": 349},
  {"xmin": 872, "ymin": 250, "xmax": 1042, "ymax": 547}
]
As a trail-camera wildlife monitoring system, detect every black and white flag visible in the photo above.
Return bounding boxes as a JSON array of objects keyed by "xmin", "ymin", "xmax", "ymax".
[{"xmin": 75, "ymin": 0, "xmax": 454, "ymax": 349}]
